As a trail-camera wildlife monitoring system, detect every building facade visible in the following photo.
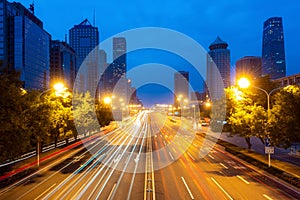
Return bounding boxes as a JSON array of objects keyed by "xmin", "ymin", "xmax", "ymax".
[
  {"xmin": 50, "ymin": 40, "xmax": 76, "ymax": 88},
  {"xmin": 262, "ymin": 17, "xmax": 286, "ymax": 79},
  {"xmin": 206, "ymin": 37, "xmax": 230, "ymax": 100},
  {"xmin": 69, "ymin": 19, "xmax": 99, "ymax": 93},
  {"xmin": 0, "ymin": 0, "xmax": 50, "ymax": 90},
  {"xmin": 112, "ymin": 37, "xmax": 126, "ymax": 82},
  {"xmin": 174, "ymin": 71, "xmax": 189, "ymax": 105},
  {"xmin": 236, "ymin": 56, "xmax": 262, "ymax": 81},
  {"xmin": 273, "ymin": 73, "xmax": 300, "ymax": 87}
]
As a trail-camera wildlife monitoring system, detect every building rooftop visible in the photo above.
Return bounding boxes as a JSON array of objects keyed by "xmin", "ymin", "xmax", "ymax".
[{"xmin": 209, "ymin": 36, "xmax": 228, "ymax": 50}]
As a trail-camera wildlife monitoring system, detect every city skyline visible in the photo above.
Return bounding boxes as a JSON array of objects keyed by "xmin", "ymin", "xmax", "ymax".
[
  {"xmin": 17, "ymin": 0, "xmax": 300, "ymax": 77},
  {"xmin": 7, "ymin": 0, "xmax": 300, "ymax": 107}
]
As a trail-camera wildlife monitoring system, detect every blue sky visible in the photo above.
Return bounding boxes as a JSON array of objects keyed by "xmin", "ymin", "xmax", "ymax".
[{"xmin": 18, "ymin": 0, "xmax": 300, "ymax": 107}]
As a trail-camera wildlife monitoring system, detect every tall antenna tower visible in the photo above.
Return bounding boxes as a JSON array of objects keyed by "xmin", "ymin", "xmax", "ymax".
[{"xmin": 29, "ymin": 0, "xmax": 35, "ymax": 14}]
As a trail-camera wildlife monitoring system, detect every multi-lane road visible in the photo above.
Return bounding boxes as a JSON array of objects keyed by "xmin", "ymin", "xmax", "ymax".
[{"xmin": 0, "ymin": 111, "xmax": 299, "ymax": 199}]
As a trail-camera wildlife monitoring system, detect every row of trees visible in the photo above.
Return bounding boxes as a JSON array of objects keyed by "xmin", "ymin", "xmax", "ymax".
[
  {"xmin": 211, "ymin": 76, "xmax": 300, "ymax": 150},
  {"xmin": 0, "ymin": 70, "xmax": 113, "ymax": 164}
]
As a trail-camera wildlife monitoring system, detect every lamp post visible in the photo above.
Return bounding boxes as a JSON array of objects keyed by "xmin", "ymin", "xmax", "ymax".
[
  {"xmin": 192, "ymin": 105, "xmax": 197, "ymax": 130},
  {"xmin": 238, "ymin": 77, "xmax": 281, "ymax": 167},
  {"xmin": 36, "ymin": 83, "xmax": 67, "ymax": 168}
]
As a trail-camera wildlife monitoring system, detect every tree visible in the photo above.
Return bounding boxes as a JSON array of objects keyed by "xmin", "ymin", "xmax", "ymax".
[
  {"xmin": 95, "ymin": 101, "xmax": 113, "ymax": 127},
  {"xmin": 225, "ymin": 87, "xmax": 267, "ymax": 150},
  {"xmin": 269, "ymin": 85, "xmax": 300, "ymax": 148},
  {"xmin": 0, "ymin": 70, "xmax": 32, "ymax": 163},
  {"xmin": 229, "ymin": 104, "xmax": 267, "ymax": 149},
  {"xmin": 73, "ymin": 92, "xmax": 100, "ymax": 137}
]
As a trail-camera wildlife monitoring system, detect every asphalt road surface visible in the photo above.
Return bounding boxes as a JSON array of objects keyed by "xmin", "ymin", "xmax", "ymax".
[{"xmin": 0, "ymin": 111, "xmax": 299, "ymax": 200}]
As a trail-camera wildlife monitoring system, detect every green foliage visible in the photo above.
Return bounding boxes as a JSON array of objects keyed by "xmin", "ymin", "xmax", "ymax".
[
  {"xmin": 269, "ymin": 85, "xmax": 300, "ymax": 148},
  {"xmin": 95, "ymin": 102, "xmax": 113, "ymax": 127},
  {"xmin": 72, "ymin": 92, "xmax": 100, "ymax": 136},
  {"xmin": 224, "ymin": 87, "xmax": 267, "ymax": 149},
  {"xmin": 0, "ymin": 70, "xmax": 31, "ymax": 162}
]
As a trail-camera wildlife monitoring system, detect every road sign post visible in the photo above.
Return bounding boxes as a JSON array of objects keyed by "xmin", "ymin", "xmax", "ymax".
[{"xmin": 265, "ymin": 146, "xmax": 274, "ymax": 167}]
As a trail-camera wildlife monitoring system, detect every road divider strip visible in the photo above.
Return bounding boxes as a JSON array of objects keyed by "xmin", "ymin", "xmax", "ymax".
[
  {"xmin": 211, "ymin": 177, "xmax": 233, "ymax": 200},
  {"xmin": 181, "ymin": 176, "xmax": 194, "ymax": 199},
  {"xmin": 237, "ymin": 175, "xmax": 250, "ymax": 184}
]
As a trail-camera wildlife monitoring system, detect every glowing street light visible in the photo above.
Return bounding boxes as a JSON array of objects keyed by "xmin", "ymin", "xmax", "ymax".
[
  {"xmin": 237, "ymin": 77, "xmax": 281, "ymax": 167},
  {"xmin": 103, "ymin": 96, "xmax": 112, "ymax": 105},
  {"xmin": 36, "ymin": 82, "xmax": 68, "ymax": 168},
  {"xmin": 237, "ymin": 77, "xmax": 250, "ymax": 89}
]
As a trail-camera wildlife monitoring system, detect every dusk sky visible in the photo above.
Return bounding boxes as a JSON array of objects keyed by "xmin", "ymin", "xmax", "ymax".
[{"xmin": 18, "ymin": 0, "xmax": 300, "ymax": 107}]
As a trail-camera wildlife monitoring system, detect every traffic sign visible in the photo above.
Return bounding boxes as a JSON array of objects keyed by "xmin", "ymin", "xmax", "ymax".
[
  {"xmin": 265, "ymin": 146, "xmax": 274, "ymax": 154},
  {"xmin": 265, "ymin": 138, "xmax": 270, "ymax": 147}
]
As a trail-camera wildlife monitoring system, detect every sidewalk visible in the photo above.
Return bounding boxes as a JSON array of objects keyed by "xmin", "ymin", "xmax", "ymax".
[{"xmin": 219, "ymin": 132, "xmax": 300, "ymax": 166}]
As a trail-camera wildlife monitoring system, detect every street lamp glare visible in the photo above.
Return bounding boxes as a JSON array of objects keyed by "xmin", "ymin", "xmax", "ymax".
[
  {"xmin": 238, "ymin": 77, "xmax": 250, "ymax": 89},
  {"xmin": 205, "ymin": 102, "xmax": 211, "ymax": 107},
  {"xmin": 53, "ymin": 82, "xmax": 66, "ymax": 92},
  {"xmin": 104, "ymin": 97, "xmax": 112, "ymax": 104}
]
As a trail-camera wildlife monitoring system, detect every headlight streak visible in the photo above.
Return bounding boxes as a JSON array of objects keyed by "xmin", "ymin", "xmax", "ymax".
[
  {"xmin": 94, "ymin": 114, "xmax": 146, "ymax": 199},
  {"xmin": 43, "ymin": 126, "xmax": 134, "ymax": 199},
  {"xmin": 69, "ymin": 113, "xmax": 146, "ymax": 199},
  {"xmin": 126, "ymin": 124, "xmax": 148, "ymax": 200},
  {"xmin": 16, "ymin": 132, "xmax": 112, "ymax": 200},
  {"xmin": 109, "ymin": 119, "xmax": 148, "ymax": 200}
]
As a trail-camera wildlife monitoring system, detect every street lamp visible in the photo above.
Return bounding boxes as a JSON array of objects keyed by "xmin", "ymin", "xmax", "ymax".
[
  {"xmin": 36, "ymin": 82, "xmax": 67, "ymax": 168},
  {"xmin": 238, "ymin": 77, "xmax": 281, "ymax": 167},
  {"xmin": 192, "ymin": 105, "xmax": 197, "ymax": 130}
]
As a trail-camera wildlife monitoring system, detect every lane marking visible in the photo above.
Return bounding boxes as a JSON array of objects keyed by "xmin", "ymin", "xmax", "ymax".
[
  {"xmin": 236, "ymin": 175, "xmax": 250, "ymax": 185},
  {"xmin": 219, "ymin": 163, "xmax": 228, "ymax": 169},
  {"xmin": 169, "ymin": 152, "xmax": 174, "ymax": 160},
  {"xmin": 181, "ymin": 177, "xmax": 194, "ymax": 199},
  {"xmin": 187, "ymin": 152, "xmax": 196, "ymax": 161},
  {"xmin": 263, "ymin": 194, "xmax": 273, "ymax": 200},
  {"xmin": 34, "ymin": 183, "xmax": 56, "ymax": 200},
  {"xmin": 211, "ymin": 177, "xmax": 233, "ymax": 200},
  {"xmin": 108, "ymin": 183, "xmax": 117, "ymax": 200},
  {"xmin": 208, "ymin": 154, "xmax": 215, "ymax": 159}
]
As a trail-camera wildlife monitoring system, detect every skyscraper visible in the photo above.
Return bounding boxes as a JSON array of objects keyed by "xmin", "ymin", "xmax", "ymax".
[
  {"xmin": 0, "ymin": 0, "xmax": 51, "ymax": 90},
  {"xmin": 69, "ymin": 19, "xmax": 99, "ymax": 93},
  {"xmin": 174, "ymin": 71, "xmax": 189, "ymax": 105},
  {"xmin": 112, "ymin": 37, "xmax": 126, "ymax": 81},
  {"xmin": 262, "ymin": 17, "xmax": 286, "ymax": 79},
  {"xmin": 207, "ymin": 37, "xmax": 230, "ymax": 99},
  {"xmin": 50, "ymin": 40, "xmax": 76, "ymax": 88},
  {"xmin": 236, "ymin": 56, "xmax": 262, "ymax": 81}
]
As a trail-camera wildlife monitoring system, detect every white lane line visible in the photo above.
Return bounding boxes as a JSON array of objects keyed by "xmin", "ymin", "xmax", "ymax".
[
  {"xmin": 187, "ymin": 152, "xmax": 195, "ymax": 161},
  {"xmin": 181, "ymin": 177, "xmax": 194, "ymax": 199},
  {"xmin": 219, "ymin": 163, "xmax": 228, "ymax": 169},
  {"xmin": 163, "ymin": 141, "xmax": 167, "ymax": 146},
  {"xmin": 211, "ymin": 177, "xmax": 233, "ymax": 200},
  {"xmin": 34, "ymin": 183, "xmax": 56, "ymax": 200},
  {"xmin": 107, "ymin": 183, "xmax": 117, "ymax": 200},
  {"xmin": 263, "ymin": 194, "xmax": 273, "ymax": 200},
  {"xmin": 169, "ymin": 152, "xmax": 174, "ymax": 160},
  {"xmin": 236, "ymin": 175, "xmax": 250, "ymax": 185},
  {"xmin": 208, "ymin": 154, "xmax": 215, "ymax": 159}
]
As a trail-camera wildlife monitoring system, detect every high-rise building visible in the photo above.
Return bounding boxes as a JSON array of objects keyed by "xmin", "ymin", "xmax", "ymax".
[
  {"xmin": 262, "ymin": 17, "xmax": 286, "ymax": 79},
  {"xmin": 50, "ymin": 40, "xmax": 76, "ymax": 88},
  {"xmin": 0, "ymin": 0, "xmax": 51, "ymax": 90},
  {"xmin": 112, "ymin": 37, "xmax": 126, "ymax": 82},
  {"xmin": 69, "ymin": 19, "xmax": 99, "ymax": 93},
  {"xmin": 206, "ymin": 37, "xmax": 230, "ymax": 100},
  {"xmin": 174, "ymin": 71, "xmax": 189, "ymax": 105},
  {"xmin": 236, "ymin": 56, "xmax": 262, "ymax": 81}
]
